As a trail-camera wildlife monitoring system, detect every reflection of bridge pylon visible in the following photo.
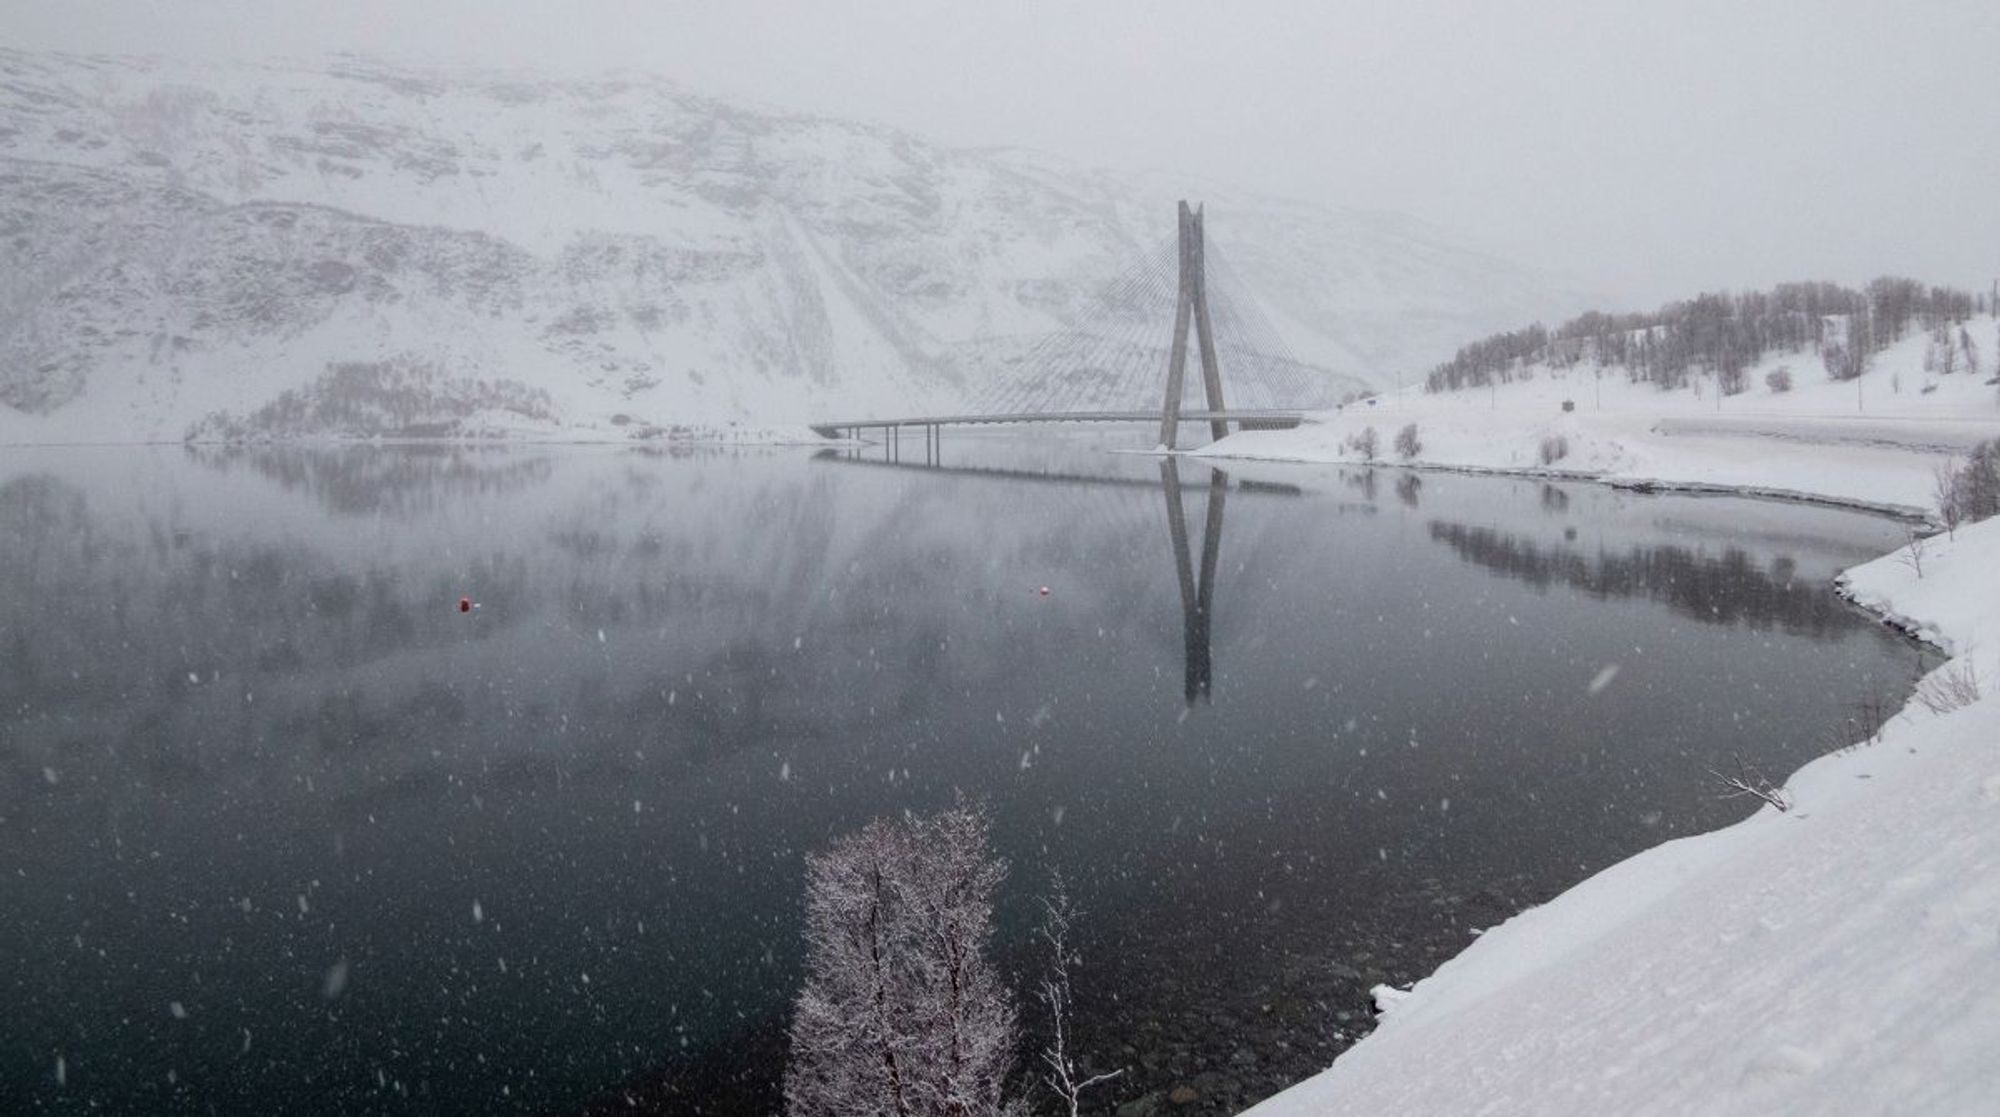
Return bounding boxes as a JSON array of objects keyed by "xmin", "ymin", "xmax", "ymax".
[
  {"xmin": 811, "ymin": 447, "xmax": 1257, "ymax": 707},
  {"xmin": 1161, "ymin": 457, "xmax": 1225, "ymax": 705}
]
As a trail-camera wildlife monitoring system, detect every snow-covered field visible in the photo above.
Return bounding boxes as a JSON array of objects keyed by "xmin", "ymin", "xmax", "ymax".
[
  {"xmin": 1201, "ymin": 315, "xmax": 2000, "ymax": 518},
  {"xmin": 1238, "ymin": 331, "xmax": 2000, "ymax": 1115}
]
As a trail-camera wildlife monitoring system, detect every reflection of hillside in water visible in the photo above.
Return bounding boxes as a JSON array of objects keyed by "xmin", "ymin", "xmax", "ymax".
[
  {"xmin": 1, "ymin": 470, "xmax": 516, "ymax": 699},
  {"xmin": 187, "ymin": 443, "xmax": 558, "ymax": 517},
  {"xmin": 1, "ymin": 445, "xmax": 1936, "ymax": 1116},
  {"xmin": 0, "ymin": 467, "xmax": 937, "ymax": 797},
  {"xmin": 1427, "ymin": 520, "xmax": 1865, "ymax": 638}
]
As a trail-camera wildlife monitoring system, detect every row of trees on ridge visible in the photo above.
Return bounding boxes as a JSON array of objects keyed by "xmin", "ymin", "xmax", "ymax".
[{"xmin": 1426, "ymin": 278, "xmax": 1993, "ymax": 394}]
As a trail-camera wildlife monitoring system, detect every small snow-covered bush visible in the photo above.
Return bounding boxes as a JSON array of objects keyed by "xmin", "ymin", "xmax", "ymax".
[
  {"xmin": 1349, "ymin": 426, "xmax": 1380, "ymax": 461},
  {"xmin": 1394, "ymin": 422, "xmax": 1421, "ymax": 460},
  {"xmin": 1707, "ymin": 755, "xmax": 1791, "ymax": 813},
  {"xmin": 1766, "ymin": 366, "xmax": 1793, "ymax": 393},
  {"xmin": 1823, "ymin": 341, "xmax": 1867, "ymax": 381},
  {"xmin": 1538, "ymin": 434, "xmax": 1570, "ymax": 465},
  {"xmin": 1898, "ymin": 529, "xmax": 1930, "ymax": 579},
  {"xmin": 1913, "ymin": 661, "xmax": 1982, "ymax": 716}
]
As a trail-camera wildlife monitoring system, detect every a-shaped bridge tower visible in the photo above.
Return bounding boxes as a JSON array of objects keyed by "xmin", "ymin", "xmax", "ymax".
[
  {"xmin": 1158, "ymin": 200, "xmax": 1229, "ymax": 450},
  {"xmin": 811, "ymin": 201, "xmax": 1329, "ymax": 450}
]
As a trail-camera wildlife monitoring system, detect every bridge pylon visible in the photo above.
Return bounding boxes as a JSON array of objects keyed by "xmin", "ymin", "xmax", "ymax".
[{"xmin": 1158, "ymin": 200, "xmax": 1228, "ymax": 451}]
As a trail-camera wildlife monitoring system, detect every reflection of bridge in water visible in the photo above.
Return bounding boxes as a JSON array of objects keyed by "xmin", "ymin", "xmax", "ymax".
[
  {"xmin": 1161, "ymin": 458, "xmax": 1224, "ymax": 705},
  {"xmin": 812, "ymin": 201, "xmax": 1332, "ymax": 451},
  {"xmin": 813, "ymin": 450, "xmax": 1281, "ymax": 706}
]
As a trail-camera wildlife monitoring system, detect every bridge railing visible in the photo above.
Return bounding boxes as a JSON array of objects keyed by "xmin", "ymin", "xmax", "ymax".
[{"xmin": 809, "ymin": 409, "xmax": 1306, "ymax": 440}]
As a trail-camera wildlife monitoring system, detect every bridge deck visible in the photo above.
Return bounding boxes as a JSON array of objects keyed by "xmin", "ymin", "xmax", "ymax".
[
  {"xmin": 809, "ymin": 409, "xmax": 1305, "ymax": 439},
  {"xmin": 811, "ymin": 448, "xmax": 1307, "ymax": 495}
]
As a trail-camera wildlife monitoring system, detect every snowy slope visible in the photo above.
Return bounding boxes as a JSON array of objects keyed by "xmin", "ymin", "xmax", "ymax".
[
  {"xmin": 1201, "ymin": 315, "xmax": 2000, "ymax": 517},
  {"xmin": 1234, "ymin": 332, "xmax": 2000, "ymax": 1115},
  {"xmin": 0, "ymin": 50, "xmax": 1584, "ymax": 442}
]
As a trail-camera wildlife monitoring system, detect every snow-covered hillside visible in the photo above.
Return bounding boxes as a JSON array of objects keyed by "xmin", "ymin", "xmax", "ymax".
[
  {"xmin": 0, "ymin": 50, "xmax": 1581, "ymax": 442},
  {"xmin": 1203, "ymin": 312, "xmax": 2000, "ymax": 516}
]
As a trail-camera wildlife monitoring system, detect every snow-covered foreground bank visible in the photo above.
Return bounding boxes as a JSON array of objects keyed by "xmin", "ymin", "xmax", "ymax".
[{"xmin": 1240, "ymin": 370, "xmax": 2000, "ymax": 1113}]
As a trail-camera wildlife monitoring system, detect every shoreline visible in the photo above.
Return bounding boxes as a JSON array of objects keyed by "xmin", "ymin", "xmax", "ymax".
[
  {"xmin": 1235, "ymin": 411, "xmax": 1999, "ymax": 1114},
  {"xmin": 1193, "ymin": 446, "xmax": 1936, "ymax": 523}
]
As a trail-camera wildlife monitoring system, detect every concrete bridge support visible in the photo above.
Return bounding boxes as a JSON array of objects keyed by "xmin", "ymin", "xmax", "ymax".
[{"xmin": 1158, "ymin": 201, "xmax": 1230, "ymax": 451}]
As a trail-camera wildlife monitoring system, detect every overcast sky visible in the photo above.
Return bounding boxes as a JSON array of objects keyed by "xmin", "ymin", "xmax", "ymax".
[{"xmin": 12, "ymin": 0, "xmax": 1998, "ymax": 306}]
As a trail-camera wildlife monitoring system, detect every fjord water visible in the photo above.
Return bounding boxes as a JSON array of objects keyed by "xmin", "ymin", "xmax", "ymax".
[{"xmin": 0, "ymin": 438, "xmax": 1927, "ymax": 1113}]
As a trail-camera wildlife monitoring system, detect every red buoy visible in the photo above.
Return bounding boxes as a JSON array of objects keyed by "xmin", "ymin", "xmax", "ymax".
[
  {"xmin": 1038, "ymin": 586, "xmax": 1050, "ymax": 596},
  {"xmin": 458, "ymin": 597, "xmax": 472, "ymax": 614}
]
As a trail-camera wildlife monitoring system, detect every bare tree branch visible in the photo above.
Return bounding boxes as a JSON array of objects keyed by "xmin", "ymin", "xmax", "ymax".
[
  {"xmin": 1036, "ymin": 875, "xmax": 1122, "ymax": 1117},
  {"xmin": 1705, "ymin": 754, "xmax": 1792, "ymax": 813}
]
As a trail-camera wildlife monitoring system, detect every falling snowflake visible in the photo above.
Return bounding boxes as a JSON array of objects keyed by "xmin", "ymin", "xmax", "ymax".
[{"xmin": 1587, "ymin": 664, "xmax": 1622, "ymax": 694}]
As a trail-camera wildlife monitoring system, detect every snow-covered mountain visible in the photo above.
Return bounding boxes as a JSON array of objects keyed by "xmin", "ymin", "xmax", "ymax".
[{"xmin": 0, "ymin": 50, "xmax": 1585, "ymax": 442}]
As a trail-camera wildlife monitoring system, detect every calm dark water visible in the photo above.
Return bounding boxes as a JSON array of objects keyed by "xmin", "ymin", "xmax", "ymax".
[{"xmin": 0, "ymin": 437, "xmax": 1928, "ymax": 1114}]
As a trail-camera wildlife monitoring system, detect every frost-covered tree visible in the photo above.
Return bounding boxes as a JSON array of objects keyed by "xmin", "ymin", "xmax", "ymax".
[
  {"xmin": 1394, "ymin": 422, "xmax": 1422, "ymax": 460},
  {"xmin": 1936, "ymin": 440, "xmax": 2000, "ymax": 528},
  {"xmin": 1929, "ymin": 324, "xmax": 1959, "ymax": 375},
  {"xmin": 1033, "ymin": 877, "xmax": 1120, "ymax": 1117},
  {"xmin": 785, "ymin": 806, "xmax": 1019, "ymax": 1117},
  {"xmin": 1350, "ymin": 426, "xmax": 1380, "ymax": 461},
  {"xmin": 1822, "ymin": 309, "xmax": 1873, "ymax": 382}
]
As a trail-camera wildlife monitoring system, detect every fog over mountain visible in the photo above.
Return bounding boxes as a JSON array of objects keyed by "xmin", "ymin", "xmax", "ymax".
[
  {"xmin": 0, "ymin": 50, "xmax": 1583, "ymax": 441},
  {"xmin": 12, "ymin": 1, "xmax": 1996, "ymax": 309}
]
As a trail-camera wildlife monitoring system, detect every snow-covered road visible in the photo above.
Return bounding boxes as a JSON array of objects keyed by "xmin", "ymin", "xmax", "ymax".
[{"xmin": 1655, "ymin": 413, "xmax": 2000, "ymax": 453}]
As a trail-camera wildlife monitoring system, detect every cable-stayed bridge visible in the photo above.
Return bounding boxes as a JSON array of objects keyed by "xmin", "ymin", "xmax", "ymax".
[{"xmin": 811, "ymin": 201, "xmax": 1334, "ymax": 451}]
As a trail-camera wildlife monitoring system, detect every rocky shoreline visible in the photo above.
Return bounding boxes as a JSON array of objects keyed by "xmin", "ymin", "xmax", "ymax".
[{"xmin": 1070, "ymin": 874, "xmax": 1534, "ymax": 1115}]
